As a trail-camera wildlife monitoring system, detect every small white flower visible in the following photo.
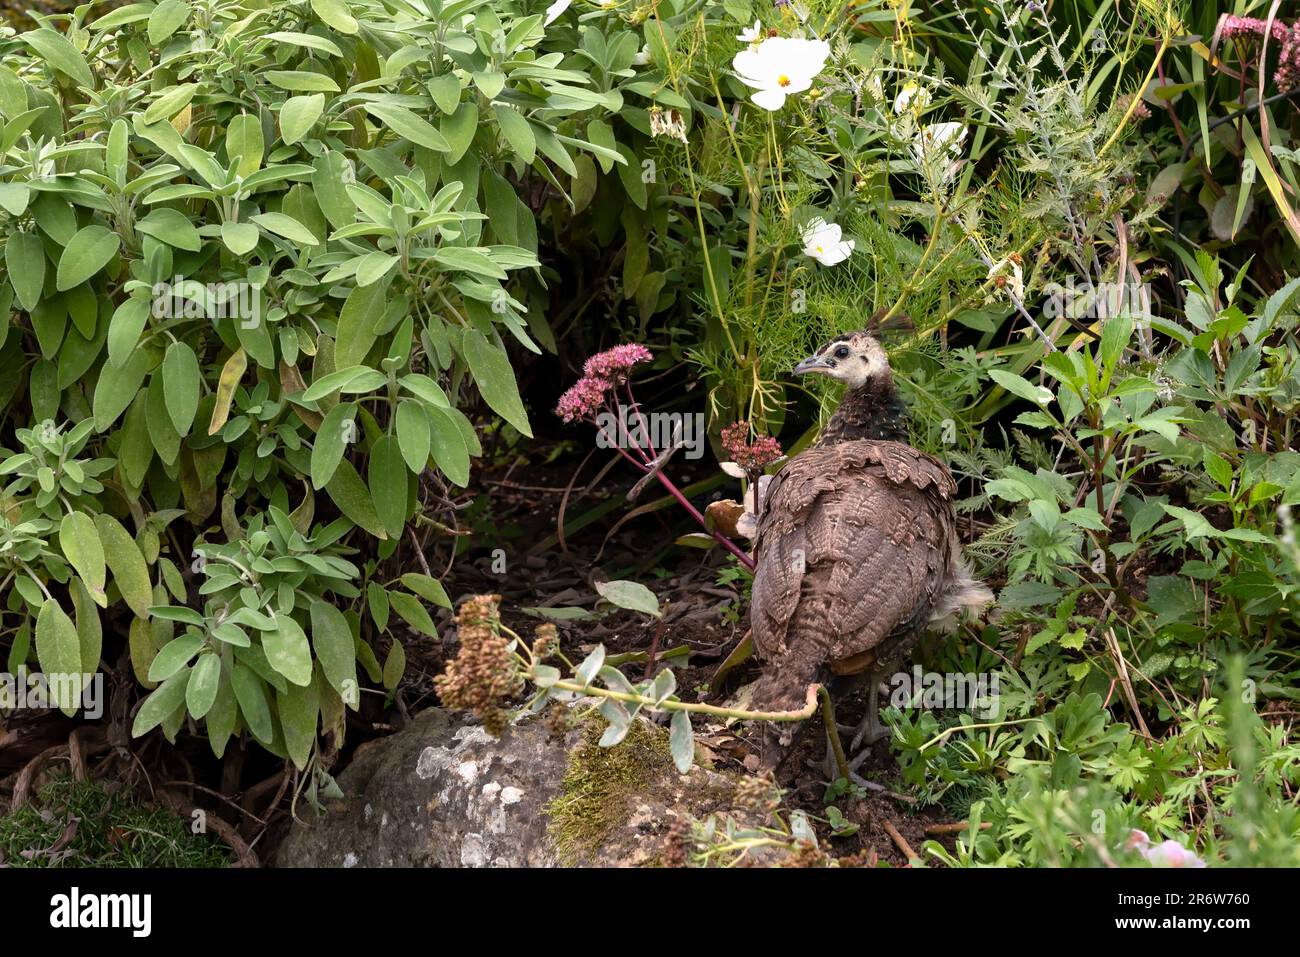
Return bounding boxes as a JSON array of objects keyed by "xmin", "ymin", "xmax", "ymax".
[
  {"xmin": 914, "ymin": 121, "xmax": 966, "ymax": 157},
  {"xmin": 893, "ymin": 81, "xmax": 931, "ymax": 114},
  {"xmin": 544, "ymin": 0, "xmax": 570, "ymax": 25},
  {"xmin": 732, "ymin": 36, "xmax": 830, "ymax": 111},
  {"xmin": 631, "ymin": 47, "xmax": 650, "ymax": 66},
  {"xmin": 737, "ymin": 19, "xmax": 763, "ymax": 45},
  {"xmin": 802, "ymin": 217, "xmax": 854, "ymax": 266}
]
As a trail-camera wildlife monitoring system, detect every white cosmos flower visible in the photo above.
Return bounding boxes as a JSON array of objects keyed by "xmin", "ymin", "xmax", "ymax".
[
  {"xmin": 802, "ymin": 217, "xmax": 854, "ymax": 266},
  {"xmin": 544, "ymin": 0, "xmax": 570, "ymax": 25},
  {"xmin": 736, "ymin": 19, "xmax": 763, "ymax": 45},
  {"xmin": 733, "ymin": 36, "xmax": 830, "ymax": 111},
  {"xmin": 912, "ymin": 121, "xmax": 967, "ymax": 183},
  {"xmin": 893, "ymin": 81, "xmax": 931, "ymax": 114}
]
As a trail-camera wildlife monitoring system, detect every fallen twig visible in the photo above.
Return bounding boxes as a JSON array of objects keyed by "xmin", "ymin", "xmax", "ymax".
[
  {"xmin": 882, "ymin": 819, "xmax": 918, "ymax": 862},
  {"xmin": 642, "ymin": 613, "xmax": 669, "ymax": 681},
  {"xmin": 158, "ymin": 791, "xmax": 259, "ymax": 868},
  {"xmin": 925, "ymin": 821, "xmax": 991, "ymax": 836}
]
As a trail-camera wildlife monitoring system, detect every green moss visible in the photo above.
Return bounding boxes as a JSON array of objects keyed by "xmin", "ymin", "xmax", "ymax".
[
  {"xmin": 545, "ymin": 718, "xmax": 674, "ymax": 866},
  {"xmin": 0, "ymin": 773, "xmax": 230, "ymax": 868}
]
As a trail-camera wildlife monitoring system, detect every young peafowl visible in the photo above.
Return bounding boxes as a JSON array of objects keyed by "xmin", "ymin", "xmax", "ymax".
[{"xmin": 748, "ymin": 325, "xmax": 992, "ymax": 776}]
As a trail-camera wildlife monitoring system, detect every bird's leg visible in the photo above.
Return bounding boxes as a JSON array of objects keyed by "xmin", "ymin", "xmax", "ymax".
[
  {"xmin": 808, "ymin": 722, "xmax": 859, "ymax": 775},
  {"xmin": 818, "ymin": 686, "xmax": 851, "ymax": 781},
  {"xmin": 820, "ymin": 728, "xmax": 862, "ymax": 779},
  {"xmin": 848, "ymin": 668, "xmax": 891, "ymax": 755}
]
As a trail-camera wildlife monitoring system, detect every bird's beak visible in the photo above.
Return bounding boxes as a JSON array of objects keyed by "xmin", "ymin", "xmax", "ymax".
[{"xmin": 793, "ymin": 354, "xmax": 832, "ymax": 376}]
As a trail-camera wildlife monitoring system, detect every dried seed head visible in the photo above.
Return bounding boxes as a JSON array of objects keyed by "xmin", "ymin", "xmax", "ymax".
[
  {"xmin": 732, "ymin": 773, "xmax": 783, "ymax": 818},
  {"xmin": 721, "ymin": 421, "xmax": 784, "ymax": 477},
  {"xmin": 531, "ymin": 623, "xmax": 559, "ymax": 662},
  {"xmin": 433, "ymin": 594, "xmax": 523, "ymax": 736}
]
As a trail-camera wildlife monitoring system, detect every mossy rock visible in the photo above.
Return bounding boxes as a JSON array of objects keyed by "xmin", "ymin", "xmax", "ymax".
[
  {"xmin": 273, "ymin": 706, "xmax": 772, "ymax": 868},
  {"xmin": 547, "ymin": 717, "xmax": 737, "ymax": 866}
]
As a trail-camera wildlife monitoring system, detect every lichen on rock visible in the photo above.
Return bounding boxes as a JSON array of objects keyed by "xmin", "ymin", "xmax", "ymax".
[{"xmin": 274, "ymin": 705, "xmax": 801, "ymax": 868}]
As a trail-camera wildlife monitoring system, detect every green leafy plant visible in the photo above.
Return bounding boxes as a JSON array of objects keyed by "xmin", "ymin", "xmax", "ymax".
[{"xmin": 0, "ymin": 0, "xmax": 639, "ymax": 761}]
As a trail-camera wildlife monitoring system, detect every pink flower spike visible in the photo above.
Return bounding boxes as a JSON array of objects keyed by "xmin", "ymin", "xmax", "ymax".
[
  {"xmin": 556, "ymin": 376, "xmax": 612, "ymax": 423},
  {"xmin": 582, "ymin": 344, "xmax": 653, "ymax": 381}
]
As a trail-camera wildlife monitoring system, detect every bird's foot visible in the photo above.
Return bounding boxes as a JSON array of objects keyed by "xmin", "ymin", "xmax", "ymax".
[
  {"xmin": 759, "ymin": 723, "xmax": 798, "ymax": 776},
  {"xmin": 818, "ymin": 725, "xmax": 872, "ymax": 780},
  {"xmin": 846, "ymin": 748, "xmax": 874, "ymax": 775},
  {"xmin": 849, "ymin": 708, "xmax": 891, "ymax": 753}
]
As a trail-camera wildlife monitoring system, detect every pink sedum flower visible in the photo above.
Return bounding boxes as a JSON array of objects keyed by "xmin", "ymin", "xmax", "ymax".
[
  {"xmin": 558, "ymin": 344, "xmax": 653, "ymax": 423},
  {"xmin": 556, "ymin": 376, "xmax": 612, "ymax": 423},
  {"xmin": 1217, "ymin": 15, "xmax": 1300, "ymax": 90},
  {"xmin": 582, "ymin": 343, "xmax": 653, "ymax": 381}
]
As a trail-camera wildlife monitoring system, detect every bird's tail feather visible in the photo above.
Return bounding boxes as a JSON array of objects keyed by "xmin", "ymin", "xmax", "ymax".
[{"xmin": 928, "ymin": 554, "xmax": 994, "ymax": 633}]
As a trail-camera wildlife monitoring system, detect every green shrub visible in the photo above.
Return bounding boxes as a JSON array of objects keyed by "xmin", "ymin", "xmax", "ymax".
[{"xmin": 0, "ymin": 0, "xmax": 641, "ymax": 765}]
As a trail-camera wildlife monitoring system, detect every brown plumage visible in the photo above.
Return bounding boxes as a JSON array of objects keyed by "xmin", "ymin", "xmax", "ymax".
[{"xmin": 748, "ymin": 328, "xmax": 991, "ymax": 765}]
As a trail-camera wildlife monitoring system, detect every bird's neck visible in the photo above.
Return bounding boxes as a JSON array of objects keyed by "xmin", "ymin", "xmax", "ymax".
[{"xmin": 816, "ymin": 372, "xmax": 909, "ymax": 446}]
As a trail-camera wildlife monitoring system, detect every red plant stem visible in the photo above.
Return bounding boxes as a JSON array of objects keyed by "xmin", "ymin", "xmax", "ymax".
[
  {"xmin": 596, "ymin": 424, "xmax": 649, "ymax": 470},
  {"xmin": 642, "ymin": 614, "xmax": 667, "ymax": 681},
  {"xmin": 598, "ymin": 401, "xmax": 651, "ymax": 465},
  {"xmin": 650, "ymin": 469, "xmax": 756, "ymax": 571},
  {"xmin": 623, "ymin": 384, "xmax": 658, "ymax": 457},
  {"xmin": 588, "ymin": 411, "xmax": 756, "ymax": 572}
]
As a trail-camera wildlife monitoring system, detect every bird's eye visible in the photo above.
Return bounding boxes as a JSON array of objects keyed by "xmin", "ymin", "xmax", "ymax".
[{"xmin": 834, "ymin": 346, "xmax": 850, "ymax": 359}]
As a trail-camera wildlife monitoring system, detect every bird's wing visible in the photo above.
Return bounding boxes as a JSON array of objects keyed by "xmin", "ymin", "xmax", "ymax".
[
  {"xmin": 751, "ymin": 440, "xmax": 957, "ymax": 663},
  {"xmin": 749, "ymin": 463, "xmax": 808, "ymax": 658},
  {"xmin": 821, "ymin": 469, "xmax": 952, "ymax": 651}
]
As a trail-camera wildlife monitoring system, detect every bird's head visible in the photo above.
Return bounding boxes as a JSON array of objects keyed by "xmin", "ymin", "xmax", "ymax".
[{"xmin": 793, "ymin": 330, "xmax": 890, "ymax": 389}]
